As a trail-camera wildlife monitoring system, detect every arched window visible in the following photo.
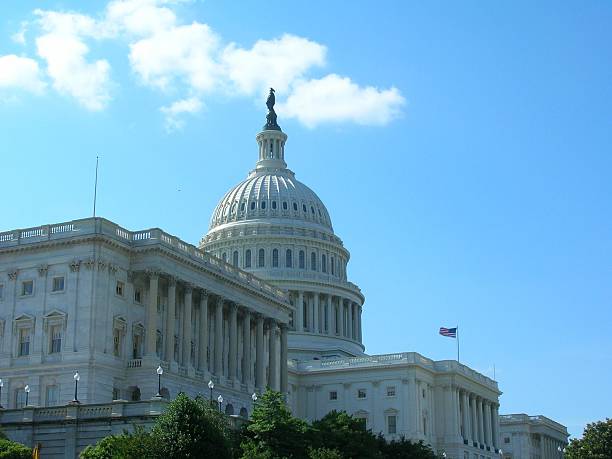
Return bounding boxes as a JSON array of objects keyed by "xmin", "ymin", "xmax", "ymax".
[
  {"xmin": 239, "ymin": 407, "xmax": 248, "ymax": 418},
  {"xmin": 225, "ymin": 404, "xmax": 234, "ymax": 415},
  {"xmin": 311, "ymin": 252, "xmax": 317, "ymax": 271},
  {"xmin": 331, "ymin": 257, "xmax": 335, "ymax": 275},
  {"xmin": 311, "ymin": 206, "xmax": 315, "ymax": 214},
  {"xmin": 272, "ymin": 249, "xmax": 279, "ymax": 268},
  {"xmin": 261, "ymin": 201, "xmax": 266, "ymax": 210},
  {"xmin": 250, "ymin": 202, "xmax": 256, "ymax": 210},
  {"xmin": 302, "ymin": 204, "xmax": 307, "ymax": 213},
  {"xmin": 258, "ymin": 249, "xmax": 265, "ymax": 268},
  {"xmin": 222, "ymin": 252, "xmax": 227, "ymax": 262},
  {"xmin": 272, "ymin": 201, "xmax": 277, "ymax": 210},
  {"xmin": 285, "ymin": 249, "xmax": 292, "ymax": 268},
  {"xmin": 283, "ymin": 201, "xmax": 288, "ymax": 210},
  {"xmin": 293, "ymin": 202, "xmax": 298, "ymax": 211},
  {"xmin": 322, "ymin": 254, "xmax": 327, "ymax": 273},
  {"xmin": 245, "ymin": 250, "xmax": 251, "ymax": 268},
  {"xmin": 299, "ymin": 250, "xmax": 305, "ymax": 269},
  {"xmin": 240, "ymin": 202, "xmax": 245, "ymax": 211},
  {"xmin": 232, "ymin": 251, "xmax": 239, "ymax": 267}
]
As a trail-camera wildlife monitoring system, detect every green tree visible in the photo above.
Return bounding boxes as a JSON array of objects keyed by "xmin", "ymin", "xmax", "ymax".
[
  {"xmin": 80, "ymin": 425, "xmax": 154, "ymax": 459},
  {"xmin": 378, "ymin": 435, "xmax": 438, "ymax": 459},
  {"xmin": 0, "ymin": 438, "xmax": 32, "ymax": 459},
  {"xmin": 565, "ymin": 418, "xmax": 612, "ymax": 459},
  {"xmin": 151, "ymin": 392, "xmax": 233, "ymax": 459},
  {"xmin": 309, "ymin": 410, "xmax": 381, "ymax": 459},
  {"xmin": 241, "ymin": 389, "xmax": 308, "ymax": 459}
]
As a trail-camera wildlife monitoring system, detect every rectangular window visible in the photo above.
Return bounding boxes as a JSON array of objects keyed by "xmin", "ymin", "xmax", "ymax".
[
  {"xmin": 15, "ymin": 389, "xmax": 26, "ymax": 409},
  {"xmin": 388, "ymin": 415, "xmax": 397, "ymax": 434},
  {"xmin": 504, "ymin": 437, "xmax": 510, "ymax": 444},
  {"xmin": 356, "ymin": 417, "xmax": 366, "ymax": 430},
  {"xmin": 134, "ymin": 288, "xmax": 142, "ymax": 304},
  {"xmin": 357, "ymin": 389, "xmax": 367, "ymax": 399},
  {"xmin": 132, "ymin": 334, "xmax": 142, "ymax": 359},
  {"xmin": 19, "ymin": 328, "xmax": 30, "ymax": 356},
  {"xmin": 112, "ymin": 388, "xmax": 121, "ymax": 400},
  {"xmin": 21, "ymin": 280, "xmax": 33, "ymax": 296},
  {"xmin": 386, "ymin": 386, "xmax": 396, "ymax": 397},
  {"xmin": 45, "ymin": 385, "xmax": 59, "ymax": 406},
  {"xmin": 50, "ymin": 326, "xmax": 62, "ymax": 353},
  {"xmin": 113, "ymin": 329, "xmax": 122, "ymax": 357},
  {"xmin": 52, "ymin": 276, "xmax": 65, "ymax": 292},
  {"xmin": 329, "ymin": 391, "xmax": 338, "ymax": 401},
  {"xmin": 116, "ymin": 281, "xmax": 124, "ymax": 297},
  {"xmin": 0, "ymin": 283, "xmax": 4, "ymax": 300}
]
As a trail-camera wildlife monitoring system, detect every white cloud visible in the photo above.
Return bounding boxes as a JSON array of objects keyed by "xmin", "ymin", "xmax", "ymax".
[
  {"xmin": 36, "ymin": 34, "xmax": 111, "ymax": 111},
  {"xmin": 105, "ymin": 0, "xmax": 178, "ymax": 37},
  {"xmin": 222, "ymin": 34, "xmax": 326, "ymax": 96},
  {"xmin": 0, "ymin": 54, "xmax": 46, "ymax": 94},
  {"xmin": 129, "ymin": 22, "xmax": 221, "ymax": 92},
  {"xmin": 11, "ymin": 21, "xmax": 29, "ymax": 45},
  {"xmin": 160, "ymin": 96, "xmax": 202, "ymax": 131},
  {"xmin": 34, "ymin": 9, "xmax": 110, "ymax": 39},
  {"xmin": 279, "ymin": 74, "xmax": 405, "ymax": 128}
]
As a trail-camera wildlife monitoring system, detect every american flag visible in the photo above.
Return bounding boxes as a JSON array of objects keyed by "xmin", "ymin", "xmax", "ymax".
[{"xmin": 439, "ymin": 327, "xmax": 457, "ymax": 338}]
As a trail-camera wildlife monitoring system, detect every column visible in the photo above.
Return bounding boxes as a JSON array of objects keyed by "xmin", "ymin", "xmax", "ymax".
[
  {"xmin": 269, "ymin": 320, "xmax": 278, "ymax": 391},
  {"xmin": 255, "ymin": 315, "xmax": 265, "ymax": 391},
  {"xmin": 470, "ymin": 395, "xmax": 478, "ymax": 445},
  {"xmin": 296, "ymin": 291, "xmax": 304, "ymax": 332},
  {"xmin": 313, "ymin": 293, "xmax": 319, "ymax": 334},
  {"xmin": 484, "ymin": 400, "xmax": 492, "ymax": 447},
  {"xmin": 198, "ymin": 292, "xmax": 208, "ymax": 372},
  {"xmin": 242, "ymin": 309, "xmax": 251, "ymax": 384},
  {"xmin": 348, "ymin": 302, "xmax": 354, "ymax": 339},
  {"xmin": 146, "ymin": 272, "xmax": 159, "ymax": 356},
  {"xmin": 357, "ymin": 306, "xmax": 362, "ymax": 342},
  {"xmin": 477, "ymin": 397, "xmax": 485, "ymax": 446},
  {"xmin": 492, "ymin": 404, "xmax": 500, "ymax": 450},
  {"xmin": 165, "ymin": 277, "xmax": 176, "ymax": 364},
  {"xmin": 228, "ymin": 304, "xmax": 238, "ymax": 382},
  {"xmin": 183, "ymin": 286, "xmax": 193, "ymax": 367},
  {"xmin": 280, "ymin": 324, "xmax": 288, "ymax": 393},
  {"xmin": 214, "ymin": 298, "xmax": 223, "ymax": 376},
  {"xmin": 325, "ymin": 295, "xmax": 331, "ymax": 335},
  {"xmin": 339, "ymin": 298, "xmax": 346, "ymax": 337},
  {"xmin": 462, "ymin": 391, "xmax": 471, "ymax": 441}
]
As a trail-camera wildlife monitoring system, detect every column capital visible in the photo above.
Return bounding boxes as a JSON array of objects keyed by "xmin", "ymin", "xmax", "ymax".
[
  {"xmin": 166, "ymin": 275, "xmax": 177, "ymax": 287},
  {"xmin": 279, "ymin": 322, "xmax": 289, "ymax": 331},
  {"xmin": 145, "ymin": 268, "xmax": 161, "ymax": 279},
  {"xmin": 228, "ymin": 302, "xmax": 238, "ymax": 312},
  {"xmin": 184, "ymin": 284, "xmax": 194, "ymax": 295},
  {"xmin": 199, "ymin": 290, "xmax": 209, "ymax": 300}
]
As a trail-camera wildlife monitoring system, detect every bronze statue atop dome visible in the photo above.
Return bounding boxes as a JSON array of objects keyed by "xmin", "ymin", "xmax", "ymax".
[{"xmin": 264, "ymin": 88, "xmax": 281, "ymax": 131}]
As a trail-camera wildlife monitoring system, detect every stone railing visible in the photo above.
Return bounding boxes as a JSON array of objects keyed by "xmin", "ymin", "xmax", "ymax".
[
  {"xmin": 0, "ymin": 218, "xmax": 288, "ymax": 303},
  {"xmin": 500, "ymin": 414, "xmax": 568, "ymax": 434},
  {"xmin": 202, "ymin": 224, "xmax": 345, "ymax": 247}
]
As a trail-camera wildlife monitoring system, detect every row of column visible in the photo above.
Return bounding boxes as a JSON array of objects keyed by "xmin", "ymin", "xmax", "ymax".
[
  {"xmin": 542, "ymin": 435, "xmax": 564, "ymax": 458},
  {"xmin": 144, "ymin": 272, "xmax": 288, "ymax": 393},
  {"xmin": 458, "ymin": 388, "xmax": 499, "ymax": 450},
  {"xmin": 292, "ymin": 291, "xmax": 362, "ymax": 342}
]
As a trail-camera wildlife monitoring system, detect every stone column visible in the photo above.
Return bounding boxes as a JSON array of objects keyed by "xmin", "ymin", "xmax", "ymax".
[
  {"xmin": 477, "ymin": 397, "xmax": 485, "ymax": 446},
  {"xmin": 183, "ymin": 286, "xmax": 193, "ymax": 367},
  {"xmin": 339, "ymin": 298, "xmax": 346, "ymax": 337},
  {"xmin": 461, "ymin": 391, "xmax": 470, "ymax": 441},
  {"xmin": 268, "ymin": 320, "xmax": 278, "ymax": 391},
  {"xmin": 214, "ymin": 298, "xmax": 223, "ymax": 376},
  {"xmin": 146, "ymin": 272, "xmax": 159, "ymax": 356},
  {"xmin": 492, "ymin": 404, "xmax": 500, "ymax": 450},
  {"xmin": 255, "ymin": 315, "xmax": 265, "ymax": 391},
  {"xmin": 348, "ymin": 302, "xmax": 354, "ymax": 339},
  {"xmin": 470, "ymin": 395, "xmax": 478, "ymax": 445},
  {"xmin": 198, "ymin": 292, "xmax": 208, "ymax": 373},
  {"xmin": 313, "ymin": 293, "xmax": 319, "ymax": 334},
  {"xmin": 280, "ymin": 324, "xmax": 288, "ymax": 393},
  {"xmin": 296, "ymin": 291, "xmax": 304, "ymax": 332},
  {"xmin": 228, "ymin": 304, "xmax": 238, "ymax": 382},
  {"xmin": 242, "ymin": 309, "xmax": 251, "ymax": 384},
  {"xmin": 326, "ymin": 295, "xmax": 332, "ymax": 335},
  {"xmin": 165, "ymin": 277, "xmax": 176, "ymax": 365},
  {"xmin": 484, "ymin": 400, "xmax": 492, "ymax": 447}
]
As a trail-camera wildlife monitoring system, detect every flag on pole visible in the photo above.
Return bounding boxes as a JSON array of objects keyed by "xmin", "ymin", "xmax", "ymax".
[{"xmin": 439, "ymin": 327, "xmax": 457, "ymax": 338}]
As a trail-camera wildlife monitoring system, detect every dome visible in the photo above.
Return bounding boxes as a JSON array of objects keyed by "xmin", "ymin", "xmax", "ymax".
[{"xmin": 209, "ymin": 169, "xmax": 334, "ymax": 233}]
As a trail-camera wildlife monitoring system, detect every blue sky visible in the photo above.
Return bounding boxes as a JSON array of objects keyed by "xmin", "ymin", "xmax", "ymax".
[{"xmin": 1, "ymin": 1, "xmax": 611, "ymax": 438}]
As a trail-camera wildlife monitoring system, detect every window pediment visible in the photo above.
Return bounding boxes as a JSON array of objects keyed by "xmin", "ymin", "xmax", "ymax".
[
  {"xmin": 113, "ymin": 316, "xmax": 127, "ymax": 333},
  {"xmin": 14, "ymin": 313, "xmax": 35, "ymax": 331},
  {"xmin": 43, "ymin": 309, "xmax": 67, "ymax": 331}
]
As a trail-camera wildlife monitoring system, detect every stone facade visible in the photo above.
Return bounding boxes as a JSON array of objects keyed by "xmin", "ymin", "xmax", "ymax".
[{"xmin": 499, "ymin": 414, "xmax": 569, "ymax": 459}]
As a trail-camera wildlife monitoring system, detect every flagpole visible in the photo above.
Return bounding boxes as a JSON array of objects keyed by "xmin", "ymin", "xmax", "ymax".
[
  {"xmin": 456, "ymin": 325, "xmax": 460, "ymax": 363},
  {"xmin": 93, "ymin": 156, "xmax": 99, "ymax": 217}
]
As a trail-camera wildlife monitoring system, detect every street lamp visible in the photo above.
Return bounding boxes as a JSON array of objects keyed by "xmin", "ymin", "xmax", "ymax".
[
  {"xmin": 208, "ymin": 380, "xmax": 214, "ymax": 406},
  {"xmin": 156, "ymin": 366, "xmax": 163, "ymax": 397},
  {"xmin": 499, "ymin": 449, "xmax": 503, "ymax": 457},
  {"xmin": 24, "ymin": 385, "xmax": 30, "ymax": 407},
  {"xmin": 251, "ymin": 392, "xmax": 258, "ymax": 403},
  {"xmin": 217, "ymin": 394, "xmax": 223, "ymax": 413},
  {"xmin": 558, "ymin": 446, "xmax": 566, "ymax": 457},
  {"xmin": 0, "ymin": 378, "xmax": 4, "ymax": 409},
  {"xmin": 72, "ymin": 371, "xmax": 80, "ymax": 404}
]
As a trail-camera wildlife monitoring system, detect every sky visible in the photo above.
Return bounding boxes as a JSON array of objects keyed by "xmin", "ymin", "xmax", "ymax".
[{"xmin": 1, "ymin": 0, "xmax": 611, "ymax": 439}]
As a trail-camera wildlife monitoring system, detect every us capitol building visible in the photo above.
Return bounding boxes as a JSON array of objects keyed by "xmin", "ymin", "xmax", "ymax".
[{"xmin": 0, "ymin": 95, "xmax": 567, "ymax": 458}]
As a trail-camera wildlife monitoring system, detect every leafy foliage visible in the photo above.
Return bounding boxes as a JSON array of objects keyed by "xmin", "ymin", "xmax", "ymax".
[
  {"xmin": 0, "ymin": 438, "xmax": 32, "ymax": 459},
  {"xmin": 80, "ymin": 425, "xmax": 154, "ymax": 459},
  {"xmin": 565, "ymin": 418, "xmax": 612, "ymax": 459},
  {"xmin": 307, "ymin": 447, "xmax": 343, "ymax": 459},
  {"xmin": 378, "ymin": 436, "xmax": 439, "ymax": 459}
]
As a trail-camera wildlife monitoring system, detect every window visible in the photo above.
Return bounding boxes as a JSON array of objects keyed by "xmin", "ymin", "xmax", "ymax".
[
  {"xmin": 329, "ymin": 391, "xmax": 338, "ymax": 400},
  {"xmin": 272, "ymin": 201, "xmax": 277, "ymax": 210},
  {"xmin": 285, "ymin": 249, "xmax": 292, "ymax": 268},
  {"xmin": 15, "ymin": 389, "xmax": 26, "ymax": 409},
  {"xmin": 272, "ymin": 249, "xmax": 279, "ymax": 268},
  {"xmin": 245, "ymin": 249, "xmax": 252, "ymax": 268},
  {"xmin": 50, "ymin": 325, "xmax": 62, "ymax": 353},
  {"xmin": 0, "ymin": 283, "xmax": 3, "ymax": 300},
  {"xmin": 250, "ymin": 201, "xmax": 256, "ymax": 210},
  {"xmin": 19, "ymin": 328, "xmax": 30, "ymax": 356},
  {"xmin": 356, "ymin": 417, "xmax": 367, "ymax": 430},
  {"xmin": 423, "ymin": 416, "xmax": 427, "ymax": 435},
  {"xmin": 116, "ymin": 281, "xmax": 124, "ymax": 297},
  {"xmin": 283, "ymin": 201, "xmax": 288, "ymax": 210},
  {"xmin": 174, "ymin": 336, "xmax": 179, "ymax": 361},
  {"xmin": 504, "ymin": 437, "xmax": 510, "ymax": 444},
  {"xmin": 134, "ymin": 288, "xmax": 142, "ymax": 304},
  {"xmin": 331, "ymin": 257, "xmax": 335, "ymax": 276},
  {"xmin": 322, "ymin": 254, "xmax": 327, "ymax": 273},
  {"xmin": 302, "ymin": 204, "xmax": 307, "ymax": 212},
  {"xmin": 261, "ymin": 201, "xmax": 266, "ymax": 210},
  {"xmin": 299, "ymin": 251, "xmax": 305, "ymax": 269},
  {"xmin": 386, "ymin": 386, "xmax": 396, "ymax": 397},
  {"xmin": 21, "ymin": 280, "xmax": 33, "ymax": 296},
  {"xmin": 233, "ymin": 251, "xmax": 239, "ymax": 267},
  {"xmin": 357, "ymin": 389, "xmax": 367, "ymax": 399},
  {"xmin": 293, "ymin": 202, "xmax": 298, "ymax": 211},
  {"xmin": 156, "ymin": 331, "xmax": 163, "ymax": 356},
  {"xmin": 45, "ymin": 385, "xmax": 59, "ymax": 406},
  {"xmin": 387, "ymin": 415, "xmax": 397, "ymax": 434},
  {"xmin": 422, "ymin": 388, "xmax": 426, "ymax": 398},
  {"xmin": 258, "ymin": 249, "xmax": 265, "ymax": 268},
  {"xmin": 240, "ymin": 202, "xmax": 245, "ymax": 212},
  {"xmin": 112, "ymin": 388, "xmax": 121, "ymax": 400},
  {"xmin": 113, "ymin": 328, "xmax": 122, "ymax": 357},
  {"xmin": 311, "ymin": 206, "xmax": 315, "ymax": 214},
  {"xmin": 311, "ymin": 252, "xmax": 317, "ymax": 271},
  {"xmin": 52, "ymin": 276, "xmax": 64, "ymax": 292},
  {"xmin": 132, "ymin": 332, "xmax": 143, "ymax": 359}
]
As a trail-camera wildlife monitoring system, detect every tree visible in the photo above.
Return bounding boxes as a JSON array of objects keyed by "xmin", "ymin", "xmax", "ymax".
[
  {"xmin": 0, "ymin": 438, "xmax": 32, "ymax": 459},
  {"xmin": 378, "ymin": 436, "xmax": 438, "ymax": 459},
  {"xmin": 241, "ymin": 389, "xmax": 309, "ymax": 459},
  {"xmin": 565, "ymin": 418, "xmax": 612, "ymax": 459},
  {"xmin": 150, "ymin": 392, "xmax": 233, "ymax": 459},
  {"xmin": 309, "ymin": 410, "xmax": 381, "ymax": 459},
  {"xmin": 307, "ymin": 447, "xmax": 343, "ymax": 459},
  {"xmin": 80, "ymin": 425, "xmax": 154, "ymax": 459}
]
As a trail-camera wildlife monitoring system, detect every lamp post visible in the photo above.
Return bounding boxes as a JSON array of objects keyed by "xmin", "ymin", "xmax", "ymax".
[
  {"xmin": 156, "ymin": 365, "xmax": 163, "ymax": 397},
  {"xmin": 558, "ymin": 446, "xmax": 566, "ymax": 457},
  {"xmin": 208, "ymin": 380, "xmax": 214, "ymax": 406},
  {"xmin": 24, "ymin": 385, "xmax": 30, "ymax": 407},
  {"xmin": 72, "ymin": 371, "xmax": 80, "ymax": 404},
  {"xmin": 217, "ymin": 394, "xmax": 223, "ymax": 413},
  {"xmin": 0, "ymin": 379, "xmax": 3, "ymax": 409},
  {"xmin": 251, "ymin": 392, "xmax": 258, "ymax": 403},
  {"xmin": 499, "ymin": 449, "xmax": 503, "ymax": 457}
]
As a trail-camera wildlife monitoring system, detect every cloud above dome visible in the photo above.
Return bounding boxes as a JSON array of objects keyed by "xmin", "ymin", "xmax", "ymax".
[{"xmin": 2, "ymin": 0, "xmax": 405, "ymax": 130}]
